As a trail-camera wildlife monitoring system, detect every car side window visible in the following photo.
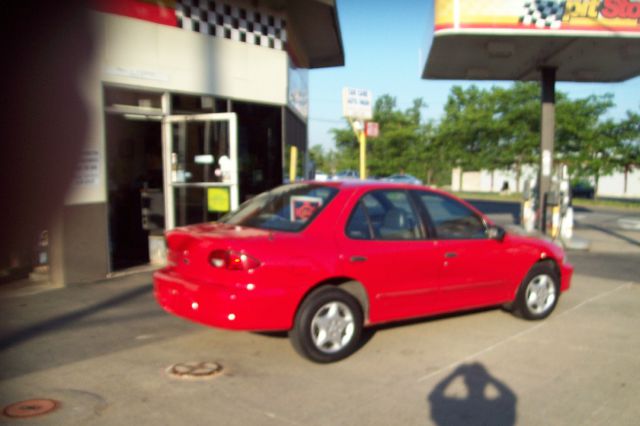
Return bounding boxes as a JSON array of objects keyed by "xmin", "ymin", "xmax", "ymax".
[
  {"xmin": 346, "ymin": 191, "xmax": 422, "ymax": 240},
  {"xmin": 417, "ymin": 192, "xmax": 486, "ymax": 239},
  {"xmin": 345, "ymin": 201, "xmax": 373, "ymax": 239}
]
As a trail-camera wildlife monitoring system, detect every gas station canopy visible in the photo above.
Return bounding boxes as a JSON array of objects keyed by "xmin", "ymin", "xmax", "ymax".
[{"xmin": 423, "ymin": 0, "xmax": 640, "ymax": 82}]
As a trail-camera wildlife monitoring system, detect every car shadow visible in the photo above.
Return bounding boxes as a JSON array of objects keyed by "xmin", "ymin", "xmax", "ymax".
[
  {"xmin": 253, "ymin": 331, "xmax": 288, "ymax": 339},
  {"xmin": 368, "ymin": 306, "xmax": 499, "ymax": 333},
  {"xmin": 427, "ymin": 362, "xmax": 517, "ymax": 426},
  {"xmin": 358, "ymin": 306, "xmax": 502, "ymax": 352},
  {"xmin": 254, "ymin": 306, "xmax": 510, "ymax": 358}
]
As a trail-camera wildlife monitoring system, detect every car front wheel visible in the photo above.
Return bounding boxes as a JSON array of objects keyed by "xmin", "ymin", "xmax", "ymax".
[
  {"xmin": 289, "ymin": 287, "xmax": 363, "ymax": 363},
  {"xmin": 514, "ymin": 261, "xmax": 560, "ymax": 320}
]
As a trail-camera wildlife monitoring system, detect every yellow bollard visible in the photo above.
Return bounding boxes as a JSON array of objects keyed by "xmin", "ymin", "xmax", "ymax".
[{"xmin": 289, "ymin": 146, "xmax": 298, "ymax": 183}]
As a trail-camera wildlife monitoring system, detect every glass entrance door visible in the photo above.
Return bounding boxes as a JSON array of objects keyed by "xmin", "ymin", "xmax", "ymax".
[{"xmin": 162, "ymin": 113, "xmax": 238, "ymax": 229}]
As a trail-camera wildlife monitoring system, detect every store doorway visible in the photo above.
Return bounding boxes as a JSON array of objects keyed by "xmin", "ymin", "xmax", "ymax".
[
  {"xmin": 106, "ymin": 114, "xmax": 163, "ymax": 271},
  {"xmin": 163, "ymin": 113, "xmax": 239, "ymax": 229}
]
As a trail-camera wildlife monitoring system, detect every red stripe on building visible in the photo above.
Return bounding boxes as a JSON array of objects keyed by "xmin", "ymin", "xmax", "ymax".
[{"xmin": 92, "ymin": 0, "xmax": 177, "ymax": 27}]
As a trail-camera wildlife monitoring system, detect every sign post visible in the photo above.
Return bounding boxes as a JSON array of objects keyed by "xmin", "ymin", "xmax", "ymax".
[{"xmin": 342, "ymin": 88, "xmax": 373, "ymax": 180}]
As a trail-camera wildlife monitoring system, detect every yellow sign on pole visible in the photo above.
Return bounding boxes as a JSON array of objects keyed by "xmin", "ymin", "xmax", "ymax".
[{"xmin": 207, "ymin": 187, "xmax": 230, "ymax": 212}]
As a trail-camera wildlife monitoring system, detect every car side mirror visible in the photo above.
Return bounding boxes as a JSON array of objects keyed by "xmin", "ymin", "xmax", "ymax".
[{"xmin": 487, "ymin": 225, "xmax": 506, "ymax": 241}]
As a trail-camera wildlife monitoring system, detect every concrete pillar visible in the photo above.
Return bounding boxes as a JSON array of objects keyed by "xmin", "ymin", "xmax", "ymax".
[{"xmin": 538, "ymin": 67, "xmax": 556, "ymax": 233}]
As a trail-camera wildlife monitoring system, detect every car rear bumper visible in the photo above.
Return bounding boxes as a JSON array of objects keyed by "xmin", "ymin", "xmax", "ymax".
[{"xmin": 153, "ymin": 268, "xmax": 297, "ymax": 331}]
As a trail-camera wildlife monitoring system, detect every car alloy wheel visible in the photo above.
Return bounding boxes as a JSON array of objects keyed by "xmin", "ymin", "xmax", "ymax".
[
  {"xmin": 289, "ymin": 287, "xmax": 363, "ymax": 363},
  {"xmin": 310, "ymin": 301, "xmax": 356, "ymax": 353},
  {"xmin": 525, "ymin": 274, "xmax": 556, "ymax": 315},
  {"xmin": 514, "ymin": 261, "xmax": 560, "ymax": 320}
]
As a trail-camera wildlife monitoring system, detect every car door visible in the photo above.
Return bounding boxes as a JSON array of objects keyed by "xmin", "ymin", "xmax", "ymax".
[
  {"xmin": 338, "ymin": 189, "xmax": 440, "ymax": 323},
  {"xmin": 414, "ymin": 191, "xmax": 512, "ymax": 312}
]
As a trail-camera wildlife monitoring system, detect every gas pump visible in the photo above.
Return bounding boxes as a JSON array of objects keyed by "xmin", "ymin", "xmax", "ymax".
[
  {"xmin": 521, "ymin": 165, "xmax": 573, "ymax": 242},
  {"xmin": 536, "ymin": 164, "xmax": 574, "ymax": 242},
  {"xmin": 542, "ymin": 172, "xmax": 560, "ymax": 238},
  {"xmin": 558, "ymin": 165, "xmax": 574, "ymax": 241},
  {"xmin": 521, "ymin": 178, "xmax": 537, "ymax": 233}
]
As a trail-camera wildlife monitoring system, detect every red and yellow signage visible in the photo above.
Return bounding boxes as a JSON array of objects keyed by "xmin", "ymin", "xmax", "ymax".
[{"xmin": 435, "ymin": 0, "xmax": 640, "ymax": 33}]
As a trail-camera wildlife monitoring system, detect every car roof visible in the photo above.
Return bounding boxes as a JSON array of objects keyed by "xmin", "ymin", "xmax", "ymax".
[{"xmin": 300, "ymin": 179, "xmax": 439, "ymax": 193}]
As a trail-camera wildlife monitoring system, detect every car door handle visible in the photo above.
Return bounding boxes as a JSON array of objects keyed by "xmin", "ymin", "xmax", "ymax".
[
  {"xmin": 350, "ymin": 256, "xmax": 368, "ymax": 263},
  {"xmin": 444, "ymin": 252, "xmax": 457, "ymax": 258}
]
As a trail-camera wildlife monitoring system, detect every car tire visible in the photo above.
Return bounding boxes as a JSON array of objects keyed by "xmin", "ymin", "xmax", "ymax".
[
  {"xmin": 513, "ymin": 261, "xmax": 560, "ymax": 320},
  {"xmin": 289, "ymin": 287, "xmax": 363, "ymax": 363}
]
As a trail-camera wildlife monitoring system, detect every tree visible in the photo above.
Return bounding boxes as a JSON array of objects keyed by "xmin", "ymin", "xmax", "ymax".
[
  {"xmin": 493, "ymin": 83, "xmax": 540, "ymax": 190},
  {"xmin": 436, "ymin": 85, "xmax": 505, "ymax": 188},
  {"xmin": 556, "ymin": 93, "xmax": 615, "ymax": 193},
  {"xmin": 330, "ymin": 95, "xmax": 444, "ymax": 183},
  {"xmin": 308, "ymin": 144, "xmax": 336, "ymax": 174},
  {"xmin": 613, "ymin": 110, "xmax": 640, "ymax": 194},
  {"xmin": 330, "ymin": 125, "xmax": 359, "ymax": 173},
  {"xmin": 328, "ymin": 85, "xmax": 630, "ymax": 193}
]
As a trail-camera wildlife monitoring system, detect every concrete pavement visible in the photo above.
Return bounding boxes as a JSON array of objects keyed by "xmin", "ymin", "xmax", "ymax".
[{"xmin": 1, "ymin": 225, "xmax": 639, "ymax": 425}]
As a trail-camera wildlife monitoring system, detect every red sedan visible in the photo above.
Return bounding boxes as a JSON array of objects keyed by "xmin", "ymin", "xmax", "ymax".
[{"xmin": 154, "ymin": 181, "xmax": 573, "ymax": 363}]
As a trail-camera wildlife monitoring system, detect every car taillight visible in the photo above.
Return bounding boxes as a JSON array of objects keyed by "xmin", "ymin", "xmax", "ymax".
[{"xmin": 209, "ymin": 250, "xmax": 261, "ymax": 271}]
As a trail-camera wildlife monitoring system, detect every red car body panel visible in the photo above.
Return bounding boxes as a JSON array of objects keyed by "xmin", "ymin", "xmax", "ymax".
[{"xmin": 154, "ymin": 182, "xmax": 573, "ymax": 331}]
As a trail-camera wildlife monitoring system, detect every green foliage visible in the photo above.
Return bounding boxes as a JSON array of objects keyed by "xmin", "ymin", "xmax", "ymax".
[
  {"xmin": 556, "ymin": 93, "xmax": 616, "ymax": 189},
  {"xmin": 616, "ymin": 110, "xmax": 640, "ymax": 171},
  {"xmin": 328, "ymin": 84, "xmax": 639, "ymax": 189},
  {"xmin": 327, "ymin": 95, "xmax": 451, "ymax": 185},
  {"xmin": 309, "ymin": 144, "xmax": 337, "ymax": 174}
]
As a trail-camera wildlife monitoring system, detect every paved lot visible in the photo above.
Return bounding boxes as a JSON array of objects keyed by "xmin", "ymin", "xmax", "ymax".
[{"xmin": 1, "ymin": 223, "xmax": 639, "ymax": 425}]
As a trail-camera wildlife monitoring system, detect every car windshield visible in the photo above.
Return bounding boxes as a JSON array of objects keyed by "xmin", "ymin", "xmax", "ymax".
[{"xmin": 219, "ymin": 184, "xmax": 338, "ymax": 232}]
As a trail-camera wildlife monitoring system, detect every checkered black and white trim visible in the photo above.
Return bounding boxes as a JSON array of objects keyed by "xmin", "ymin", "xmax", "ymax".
[
  {"xmin": 519, "ymin": 0, "xmax": 566, "ymax": 29},
  {"xmin": 176, "ymin": 0, "xmax": 287, "ymax": 50}
]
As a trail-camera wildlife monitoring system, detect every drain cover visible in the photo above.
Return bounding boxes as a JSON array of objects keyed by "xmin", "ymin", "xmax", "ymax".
[
  {"xmin": 3, "ymin": 399, "xmax": 59, "ymax": 418},
  {"xmin": 166, "ymin": 361, "xmax": 223, "ymax": 379}
]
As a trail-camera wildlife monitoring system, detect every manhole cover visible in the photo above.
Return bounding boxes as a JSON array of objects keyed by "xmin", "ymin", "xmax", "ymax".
[
  {"xmin": 3, "ymin": 399, "xmax": 59, "ymax": 418},
  {"xmin": 166, "ymin": 361, "xmax": 223, "ymax": 379}
]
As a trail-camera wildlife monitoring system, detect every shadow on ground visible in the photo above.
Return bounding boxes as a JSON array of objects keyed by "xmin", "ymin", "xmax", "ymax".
[
  {"xmin": 428, "ymin": 362, "xmax": 517, "ymax": 426},
  {"xmin": 0, "ymin": 285, "xmax": 152, "ymax": 351},
  {"xmin": 575, "ymin": 223, "xmax": 640, "ymax": 247},
  {"xmin": 0, "ymin": 283, "xmax": 197, "ymax": 380}
]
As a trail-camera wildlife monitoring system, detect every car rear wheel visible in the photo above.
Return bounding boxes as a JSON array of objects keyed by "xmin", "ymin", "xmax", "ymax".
[
  {"xmin": 514, "ymin": 261, "xmax": 560, "ymax": 320},
  {"xmin": 289, "ymin": 287, "xmax": 363, "ymax": 363}
]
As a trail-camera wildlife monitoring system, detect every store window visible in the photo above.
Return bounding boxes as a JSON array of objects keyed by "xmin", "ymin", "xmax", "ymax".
[{"xmin": 232, "ymin": 101, "xmax": 283, "ymax": 200}]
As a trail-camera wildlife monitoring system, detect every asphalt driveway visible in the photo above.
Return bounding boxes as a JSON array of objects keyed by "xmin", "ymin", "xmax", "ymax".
[{"xmin": 1, "ymin": 226, "xmax": 639, "ymax": 425}]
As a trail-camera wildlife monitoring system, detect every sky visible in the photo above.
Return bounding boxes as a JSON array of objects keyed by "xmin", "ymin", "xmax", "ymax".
[{"xmin": 308, "ymin": 0, "xmax": 640, "ymax": 151}]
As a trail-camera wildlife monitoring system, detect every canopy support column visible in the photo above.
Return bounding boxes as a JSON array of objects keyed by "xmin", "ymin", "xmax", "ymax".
[{"xmin": 538, "ymin": 67, "xmax": 556, "ymax": 233}]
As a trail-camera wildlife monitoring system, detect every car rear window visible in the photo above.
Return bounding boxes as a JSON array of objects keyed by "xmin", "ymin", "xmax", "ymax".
[{"xmin": 219, "ymin": 184, "xmax": 338, "ymax": 232}]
